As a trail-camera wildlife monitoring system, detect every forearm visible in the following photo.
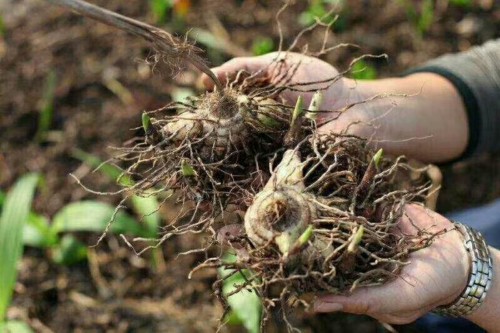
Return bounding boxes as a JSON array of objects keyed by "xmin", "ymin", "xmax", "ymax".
[
  {"xmin": 466, "ymin": 247, "xmax": 500, "ymax": 332},
  {"xmin": 339, "ymin": 73, "xmax": 469, "ymax": 163}
]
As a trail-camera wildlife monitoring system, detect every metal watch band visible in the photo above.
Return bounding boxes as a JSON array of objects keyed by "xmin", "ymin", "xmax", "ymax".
[{"xmin": 433, "ymin": 222, "xmax": 493, "ymax": 317}]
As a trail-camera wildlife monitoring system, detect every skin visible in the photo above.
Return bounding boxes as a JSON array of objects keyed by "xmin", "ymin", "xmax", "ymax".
[{"xmin": 201, "ymin": 52, "xmax": 500, "ymax": 331}]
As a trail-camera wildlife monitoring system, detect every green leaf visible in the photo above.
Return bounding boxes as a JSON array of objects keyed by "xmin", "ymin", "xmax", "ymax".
[
  {"xmin": 51, "ymin": 201, "xmax": 143, "ymax": 236},
  {"xmin": 142, "ymin": 112, "xmax": 151, "ymax": 132},
  {"xmin": 0, "ymin": 190, "xmax": 5, "ymax": 208},
  {"xmin": 251, "ymin": 37, "xmax": 274, "ymax": 56},
  {"xmin": 449, "ymin": 0, "xmax": 472, "ymax": 7},
  {"xmin": 219, "ymin": 255, "xmax": 261, "ymax": 333},
  {"xmin": 0, "ymin": 173, "xmax": 39, "ymax": 321},
  {"xmin": 23, "ymin": 213, "xmax": 55, "ymax": 248},
  {"xmin": 131, "ymin": 194, "xmax": 160, "ymax": 238},
  {"xmin": 35, "ymin": 70, "xmax": 57, "ymax": 142},
  {"xmin": 0, "ymin": 14, "xmax": 6, "ymax": 37},
  {"xmin": 51, "ymin": 234, "xmax": 88, "ymax": 266},
  {"xmin": 181, "ymin": 160, "xmax": 197, "ymax": 177},
  {"xmin": 72, "ymin": 150, "xmax": 164, "ymax": 237},
  {"xmin": 372, "ymin": 148, "xmax": 384, "ymax": 169},
  {"xmin": 0, "ymin": 320, "xmax": 34, "ymax": 333},
  {"xmin": 418, "ymin": 0, "xmax": 434, "ymax": 34},
  {"xmin": 71, "ymin": 149, "xmax": 133, "ymax": 186},
  {"xmin": 298, "ymin": 0, "xmax": 338, "ymax": 27},
  {"xmin": 150, "ymin": 0, "xmax": 172, "ymax": 24},
  {"xmin": 351, "ymin": 60, "xmax": 377, "ymax": 80}
]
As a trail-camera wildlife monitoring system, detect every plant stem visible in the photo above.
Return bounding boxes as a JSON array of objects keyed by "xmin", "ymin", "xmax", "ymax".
[{"xmin": 46, "ymin": 0, "xmax": 223, "ymax": 90}]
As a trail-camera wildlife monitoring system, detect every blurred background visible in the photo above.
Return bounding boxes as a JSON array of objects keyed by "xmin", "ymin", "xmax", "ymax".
[{"xmin": 0, "ymin": 0, "xmax": 498, "ymax": 332}]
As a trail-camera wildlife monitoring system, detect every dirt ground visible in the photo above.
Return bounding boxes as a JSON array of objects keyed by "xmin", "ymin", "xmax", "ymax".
[{"xmin": 0, "ymin": 0, "xmax": 499, "ymax": 332}]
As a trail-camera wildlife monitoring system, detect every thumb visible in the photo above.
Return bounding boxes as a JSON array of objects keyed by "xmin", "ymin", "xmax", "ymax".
[
  {"xmin": 201, "ymin": 56, "xmax": 271, "ymax": 90},
  {"xmin": 313, "ymin": 276, "xmax": 415, "ymax": 315},
  {"xmin": 314, "ymin": 289, "xmax": 375, "ymax": 314}
]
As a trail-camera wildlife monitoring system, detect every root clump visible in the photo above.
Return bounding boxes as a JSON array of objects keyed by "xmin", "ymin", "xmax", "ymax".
[
  {"xmin": 108, "ymin": 65, "xmax": 440, "ymax": 331},
  {"xmin": 56, "ymin": 1, "xmax": 443, "ymax": 330}
]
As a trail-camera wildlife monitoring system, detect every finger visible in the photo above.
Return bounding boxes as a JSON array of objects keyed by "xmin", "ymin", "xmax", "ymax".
[
  {"xmin": 201, "ymin": 56, "xmax": 271, "ymax": 90},
  {"xmin": 314, "ymin": 288, "xmax": 375, "ymax": 315},
  {"xmin": 314, "ymin": 274, "xmax": 420, "ymax": 316}
]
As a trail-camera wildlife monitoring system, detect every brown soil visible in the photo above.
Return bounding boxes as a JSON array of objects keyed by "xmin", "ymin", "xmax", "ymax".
[{"xmin": 0, "ymin": 0, "xmax": 498, "ymax": 332}]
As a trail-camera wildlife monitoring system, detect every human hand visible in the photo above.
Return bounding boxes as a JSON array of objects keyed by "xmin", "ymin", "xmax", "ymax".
[
  {"xmin": 201, "ymin": 52, "xmax": 360, "ymax": 124},
  {"xmin": 314, "ymin": 204, "xmax": 469, "ymax": 325},
  {"xmin": 202, "ymin": 52, "xmax": 469, "ymax": 163}
]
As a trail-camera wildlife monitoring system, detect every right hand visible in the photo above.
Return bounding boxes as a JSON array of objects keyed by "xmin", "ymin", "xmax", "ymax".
[{"xmin": 314, "ymin": 204, "xmax": 470, "ymax": 325}]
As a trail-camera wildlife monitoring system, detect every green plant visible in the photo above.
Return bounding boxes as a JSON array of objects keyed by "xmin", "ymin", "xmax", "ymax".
[
  {"xmin": 0, "ymin": 14, "xmax": 6, "ymax": 37},
  {"xmin": 251, "ymin": 37, "xmax": 274, "ymax": 56},
  {"xmin": 150, "ymin": 0, "xmax": 190, "ymax": 27},
  {"xmin": 0, "ymin": 176, "xmax": 149, "ymax": 267},
  {"xmin": 219, "ymin": 254, "xmax": 261, "ymax": 333},
  {"xmin": 71, "ymin": 149, "xmax": 163, "ymax": 238},
  {"xmin": 0, "ymin": 173, "xmax": 39, "ymax": 332},
  {"xmin": 298, "ymin": 0, "xmax": 344, "ymax": 28},
  {"xmin": 351, "ymin": 59, "xmax": 377, "ymax": 80},
  {"xmin": 399, "ymin": 0, "xmax": 435, "ymax": 35},
  {"xmin": 449, "ymin": 0, "xmax": 473, "ymax": 7},
  {"xmin": 150, "ymin": 0, "xmax": 172, "ymax": 25},
  {"xmin": 22, "ymin": 200, "xmax": 146, "ymax": 265},
  {"xmin": 35, "ymin": 70, "xmax": 57, "ymax": 143},
  {"xmin": 71, "ymin": 149, "xmax": 166, "ymax": 269}
]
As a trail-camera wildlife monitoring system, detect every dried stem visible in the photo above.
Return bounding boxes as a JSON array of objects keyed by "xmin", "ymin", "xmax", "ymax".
[{"xmin": 46, "ymin": 0, "xmax": 223, "ymax": 90}]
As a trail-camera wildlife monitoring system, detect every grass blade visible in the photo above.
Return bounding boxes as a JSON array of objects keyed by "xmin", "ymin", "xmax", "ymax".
[
  {"xmin": 35, "ymin": 70, "xmax": 57, "ymax": 142},
  {"xmin": 0, "ymin": 173, "xmax": 39, "ymax": 321}
]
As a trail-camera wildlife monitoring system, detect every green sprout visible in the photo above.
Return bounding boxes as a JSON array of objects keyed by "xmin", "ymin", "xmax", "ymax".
[
  {"xmin": 351, "ymin": 59, "xmax": 378, "ymax": 80},
  {"xmin": 373, "ymin": 148, "xmax": 384, "ymax": 169},
  {"xmin": 35, "ymin": 70, "xmax": 57, "ymax": 143}
]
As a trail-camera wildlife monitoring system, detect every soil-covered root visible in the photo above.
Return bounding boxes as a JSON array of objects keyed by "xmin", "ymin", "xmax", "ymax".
[{"xmin": 211, "ymin": 134, "xmax": 442, "ymax": 331}]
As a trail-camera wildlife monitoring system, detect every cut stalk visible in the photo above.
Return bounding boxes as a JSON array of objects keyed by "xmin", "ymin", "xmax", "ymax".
[{"xmin": 46, "ymin": 0, "xmax": 223, "ymax": 90}]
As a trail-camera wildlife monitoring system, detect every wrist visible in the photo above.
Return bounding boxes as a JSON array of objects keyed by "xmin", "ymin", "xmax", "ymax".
[
  {"xmin": 435, "ymin": 225, "xmax": 471, "ymax": 307},
  {"xmin": 466, "ymin": 248, "xmax": 500, "ymax": 331},
  {"xmin": 433, "ymin": 223, "xmax": 494, "ymax": 320},
  {"xmin": 439, "ymin": 227, "xmax": 471, "ymax": 306},
  {"xmin": 336, "ymin": 74, "xmax": 469, "ymax": 162}
]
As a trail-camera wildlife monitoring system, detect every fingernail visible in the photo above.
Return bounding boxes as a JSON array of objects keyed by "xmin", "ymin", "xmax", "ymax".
[{"xmin": 314, "ymin": 301, "xmax": 344, "ymax": 313}]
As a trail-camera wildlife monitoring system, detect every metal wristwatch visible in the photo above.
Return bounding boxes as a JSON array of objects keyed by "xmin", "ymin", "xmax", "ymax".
[{"xmin": 433, "ymin": 222, "xmax": 493, "ymax": 317}]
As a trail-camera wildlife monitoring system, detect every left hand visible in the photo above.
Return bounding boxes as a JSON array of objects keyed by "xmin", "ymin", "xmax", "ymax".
[{"xmin": 314, "ymin": 204, "xmax": 469, "ymax": 325}]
